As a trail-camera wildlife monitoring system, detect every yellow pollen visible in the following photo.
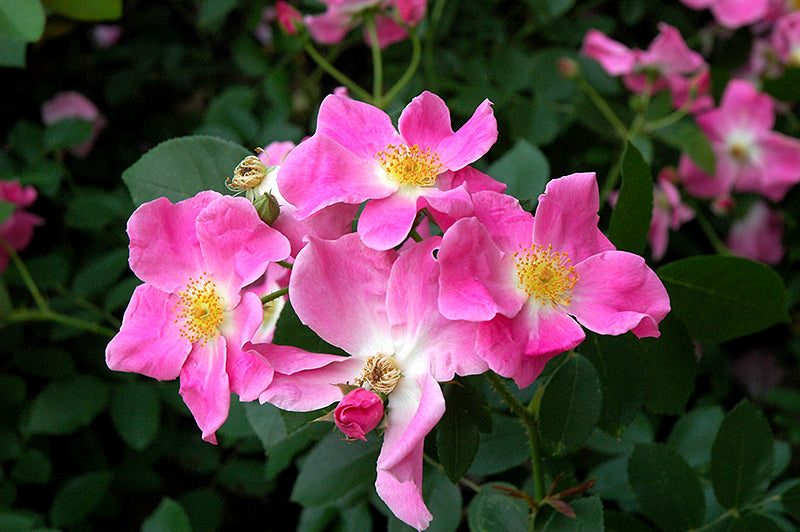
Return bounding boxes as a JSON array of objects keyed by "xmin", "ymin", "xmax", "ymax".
[
  {"xmin": 512, "ymin": 244, "xmax": 578, "ymax": 308},
  {"xmin": 728, "ymin": 143, "xmax": 750, "ymax": 163},
  {"xmin": 226, "ymin": 155, "xmax": 267, "ymax": 193},
  {"xmin": 376, "ymin": 144, "xmax": 443, "ymax": 187},
  {"xmin": 174, "ymin": 274, "xmax": 225, "ymax": 345},
  {"xmin": 353, "ymin": 353, "xmax": 402, "ymax": 395}
]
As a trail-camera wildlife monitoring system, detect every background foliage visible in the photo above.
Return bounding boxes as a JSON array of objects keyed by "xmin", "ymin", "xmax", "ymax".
[{"xmin": 2, "ymin": 0, "xmax": 800, "ymax": 531}]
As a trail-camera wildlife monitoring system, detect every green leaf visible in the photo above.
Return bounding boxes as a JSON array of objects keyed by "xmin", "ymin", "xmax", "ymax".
[
  {"xmin": 178, "ymin": 489, "xmax": 224, "ymax": 532},
  {"xmin": 711, "ymin": 400, "xmax": 774, "ymax": 508},
  {"xmin": 71, "ymin": 248, "xmax": 130, "ymax": 298},
  {"xmin": 216, "ymin": 459, "xmax": 270, "ymax": 497},
  {"xmin": 436, "ymin": 383, "xmax": 482, "ymax": 483},
  {"xmin": 468, "ymin": 414, "xmax": 530, "ymax": 476},
  {"xmin": 386, "ymin": 468, "xmax": 462, "ymax": 532},
  {"xmin": 487, "ymin": 139, "xmax": 550, "ymax": 202},
  {"xmin": 43, "ymin": 118, "xmax": 93, "ymax": 151},
  {"xmin": 607, "ymin": 142, "xmax": 653, "ymax": 255},
  {"xmin": 111, "ymin": 383, "xmax": 161, "ymax": 451},
  {"xmin": 197, "ymin": 0, "xmax": 238, "ymax": 32},
  {"xmin": 121, "ymin": 135, "xmax": 251, "ymax": 207},
  {"xmin": 50, "ymin": 471, "xmax": 114, "ymax": 527},
  {"xmin": 657, "ymin": 256, "xmax": 790, "ymax": 343},
  {"xmin": 728, "ymin": 513, "xmax": 784, "ymax": 532},
  {"xmin": 41, "ymin": 0, "xmax": 122, "ymax": 21},
  {"xmin": 539, "ymin": 495, "xmax": 604, "ymax": 532},
  {"xmin": 0, "ymin": 0, "xmax": 45, "ymax": 42},
  {"xmin": 244, "ymin": 401, "xmax": 288, "ymax": 450},
  {"xmin": 638, "ymin": 313, "xmax": 696, "ymax": 414},
  {"xmin": 467, "ymin": 483, "xmax": 529, "ymax": 532},
  {"xmin": 781, "ymin": 482, "xmax": 800, "ymax": 521},
  {"xmin": 579, "ymin": 332, "xmax": 646, "ymax": 435},
  {"xmin": 141, "ymin": 497, "xmax": 192, "ymax": 532},
  {"xmin": 538, "ymin": 354, "xmax": 603, "ymax": 456},
  {"xmin": 0, "ymin": 35, "xmax": 27, "ymax": 67},
  {"xmin": 11, "ymin": 448, "xmax": 51, "ymax": 485},
  {"xmin": 762, "ymin": 67, "xmax": 800, "ymax": 102},
  {"xmin": 652, "ymin": 118, "xmax": 715, "ymax": 175},
  {"xmin": 291, "ymin": 431, "xmax": 380, "ymax": 507},
  {"xmin": 627, "ymin": 443, "xmax": 705, "ymax": 531},
  {"xmin": 0, "ymin": 200, "xmax": 13, "ymax": 224},
  {"xmin": 666, "ymin": 405, "xmax": 724, "ymax": 468},
  {"xmin": 25, "ymin": 375, "xmax": 109, "ymax": 435}
]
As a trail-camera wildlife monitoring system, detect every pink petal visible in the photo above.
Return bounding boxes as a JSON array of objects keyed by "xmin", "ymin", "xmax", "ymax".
[
  {"xmin": 127, "ymin": 191, "xmax": 221, "ymax": 293},
  {"xmin": 289, "ymin": 234, "xmax": 395, "ymax": 357},
  {"xmin": 581, "ymin": 29, "xmax": 636, "ymax": 76},
  {"xmin": 712, "ymin": 0, "xmax": 769, "ymax": 28},
  {"xmin": 366, "ymin": 15, "xmax": 408, "ymax": 49},
  {"xmin": 753, "ymin": 132, "xmax": 800, "ymax": 201},
  {"xmin": 471, "ymin": 190, "xmax": 534, "ymax": 252},
  {"xmin": 510, "ymin": 303, "xmax": 586, "ymax": 369},
  {"xmin": 195, "ymin": 195, "xmax": 290, "ymax": 295},
  {"xmin": 304, "ymin": 9, "xmax": 352, "ymax": 45},
  {"xmin": 438, "ymin": 217, "xmax": 524, "ymax": 321},
  {"xmin": 570, "ymin": 251, "xmax": 670, "ymax": 338},
  {"xmin": 223, "ymin": 292, "xmax": 276, "ymax": 401},
  {"xmin": 375, "ymin": 374, "xmax": 444, "ymax": 531},
  {"xmin": 718, "ymin": 80, "xmax": 775, "ymax": 133},
  {"xmin": 678, "ymin": 154, "xmax": 734, "ymax": 199},
  {"xmin": 396, "ymin": 0, "xmax": 426, "ymax": 24},
  {"xmin": 179, "ymin": 339, "xmax": 231, "ymax": 444},
  {"xmin": 641, "ymin": 23, "xmax": 705, "ymax": 75},
  {"xmin": 475, "ymin": 315, "xmax": 555, "ymax": 388},
  {"xmin": 106, "ymin": 284, "xmax": 191, "ymax": 381},
  {"xmin": 277, "ymin": 135, "xmax": 396, "ymax": 219},
  {"xmin": 315, "ymin": 93, "xmax": 403, "ymax": 160},
  {"xmin": 357, "ymin": 192, "xmax": 420, "ymax": 250},
  {"xmin": 420, "ymin": 184, "xmax": 473, "ymax": 221}
]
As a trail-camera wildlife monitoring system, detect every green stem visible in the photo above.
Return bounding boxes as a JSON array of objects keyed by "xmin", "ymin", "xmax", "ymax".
[
  {"xmin": 424, "ymin": 0, "xmax": 447, "ymax": 80},
  {"xmin": 0, "ymin": 237, "xmax": 49, "ymax": 312},
  {"xmin": 689, "ymin": 495, "xmax": 780, "ymax": 532},
  {"xmin": 691, "ymin": 203, "xmax": 731, "ymax": 255},
  {"xmin": 626, "ymin": 78, "xmax": 653, "ymax": 142},
  {"xmin": 2, "ymin": 309, "xmax": 117, "ymax": 337},
  {"xmin": 365, "ymin": 13, "xmax": 384, "ymax": 105},
  {"xmin": 302, "ymin": 40, "xmax": 374, "ymax": 103},
  {"xmin": 485, "ymin": 371, "xmax": 546, "ymax": 501},
  {"xmin": 382, "ymin": 27, "xmax": 422, "ymax": 107},
  {"xmin": 277, "ymin": 260, "xmax": 293, "ymax": 269},
  {"xmin": 409, "ymin": 229, "xmax": 423, "ymax": 242},
  {"xmin": 577, "ymin": 77, "xmax": 628, "ymax": 140},
  {"xmin": 261, "ymin": 286, "xmax": 289, "ymax": 305},
  {"xmin": 644, "ymin": 107, "xmax": 689, "ymax": 133}
]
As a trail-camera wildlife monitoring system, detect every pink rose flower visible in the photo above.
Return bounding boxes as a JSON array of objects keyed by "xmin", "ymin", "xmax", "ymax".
[
  {"xmin": 437, "ymin": 173, "xmax": 670, "ymax": 387},
  {"xmin": 0, "ymin": 180, "xmax": 44, "ymax": 273},
  {"xmin": 249, "ymin": 233, "xmax": 487, "ymax": 530},
  {"xmin": 106, "ymin": 191, "xmax": 291, "ymax": 443},
  {"xmin": 771, "ymin": 12, "xmax": 800, "ymax": 66},
  {"xmin": 41, "ymin": 91, "xmax": 107, "ymax": 158},
  {"xmin": 678, "ymin": 0, "xmax": 770, "ymax": 28},
  {"xmin": 727, "ymin": 200, "xmax": 784, "ymax": 264},
  {"xmin": 334, "ymin": 387, "xmax": 385, "ymax": 440},
  {"xmin": 278, "ymin": 90, "xmax": 497, "ymax": 250},
  {"xmin": 679, "ymin": 79, "xmax": 800, "ymax": 202}
]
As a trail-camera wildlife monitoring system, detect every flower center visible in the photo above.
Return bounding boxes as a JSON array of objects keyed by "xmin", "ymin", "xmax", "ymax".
[
  {"xmin": 512, "ymin": 244, "xmax": 578, "ymax": 308},
  {"xmin": 353, "ymin": 353, "xmax": 402, "ymax": 395},
  {"xmin": 725, "ymin": 130, "xmax": 757, "ymax": 164},
  {"xmin": 226, "ymin": 155, "xmax": 267, "ymax": 193},
  {"xmin": 174, "ymin": 274, "xmax": 225, "ymax": 345},
  {"xmin": 376, "ymin": 144, "xmax": 443, "ymax": 187}
]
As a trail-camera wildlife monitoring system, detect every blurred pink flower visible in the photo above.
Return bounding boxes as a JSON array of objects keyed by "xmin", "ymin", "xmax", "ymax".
[
  {"xmin": 0, "ymin": 180, "xmax": 43, "ymax": 273},
  {"xmin": 679, "ymin": 79, "xmax": 800, "ymax": 201},
  {"xmin": 771, "ymin": 12, "xmax": 800, "ymax": 66},
  {"xmin": 90, "ymin": 24, "xmax": 122, "ymax": 48},
  {"xmin": 250, "ymin": 234, "xmax": 487, "ymax": 530},
  {"xmin": 305, "ymin": 0, "xmax": 426, "ymax": 49},
  {"xmin": 437, "ymin": 174, "xmax": 670, "ymax": 387},
  {"xmin": 276, "ymin": 1, "xmax": 302, "ymax": 35},
  {"xmin": 727, "ymin": 200, "xmax": 784, "ymax": 264},
  {"xmin": 41, "ymin": 91, "xmax": 106, "ymax": 158},
  {"xmin": 737, "ymin": 38, "xmax": 782, "ymax": 82},
  {"xmin": 334, "ymin": 387, "xmax": 385, "ymax": 440},
  {"xmin": 678, "ymin": 0, "xmax": 770, "ymax": 28},
  {"xmin": 278, "ymin": 90, "xmax": 497, "ymax": 250},
  {"xmin": 581, "ymin": 24, "xmax": 711, "ymax": 111},
  {"xmin": 106, "ymin": 191, "xmax": 291, "ymax": 443}
]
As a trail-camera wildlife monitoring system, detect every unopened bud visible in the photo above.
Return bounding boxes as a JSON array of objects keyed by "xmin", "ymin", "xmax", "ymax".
[
  {"xmin": 253, "ymin": 192, "xmax": 281, "ymax": 225},
  {"xmin": 276, "ymin": 1, "xmax": 302, "ymax": 35},
  {"xmin": 557, "ymin": 57, "xmax": 580, "ymax": 79}
]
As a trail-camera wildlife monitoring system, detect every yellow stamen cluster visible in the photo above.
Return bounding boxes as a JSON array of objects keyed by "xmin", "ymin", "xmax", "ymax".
[
  {"xmin": 353, "ymin": 353, "xmax": 402, "ymax": 395},
  {"xmin": 376, "ymin": 144, "xmax": 443, "ymax": 187},
  {"xmin": 728, "ymin": 143, "xmax": 751, "ymax": 163},
  {"xmin": 174, "ymin": 274, "xmax": 225, "ymax": 345},
  {"xmin": 512, "ymin": 244, "xmax": 578, "ymax": 308},
  {"xmin": 226, "ymin": 155, "xmax": 267, "ymax": 193}
]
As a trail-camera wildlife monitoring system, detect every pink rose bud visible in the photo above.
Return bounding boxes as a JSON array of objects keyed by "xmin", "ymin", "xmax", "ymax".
[
  {"xmin": 276, "ymin": 1, "xmax": 302, "ymax": 35},
  {"xmin": 334, "ymin": 388, "xmax": 384, "ymax": 441}
]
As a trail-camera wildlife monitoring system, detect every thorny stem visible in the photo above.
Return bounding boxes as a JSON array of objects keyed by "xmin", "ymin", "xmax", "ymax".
[
  {"xmin": 485, "ymin": 371, "xmax": 546, "ymax": 502},
  {"xmin": 302, "ymin": 40, "xmax": 374, "ymax": 103},
  {"xmin": 261, "ymin": 286, "xmax": 289, "ymax": 305},
  {"xmin": 365, "ymin": 13, "xmax": 384, "ymax": 104}
]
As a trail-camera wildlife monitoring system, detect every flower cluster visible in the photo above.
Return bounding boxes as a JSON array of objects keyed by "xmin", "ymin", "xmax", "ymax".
[
  {"xmin": 106, "ymin": 91, "xmax": 670, "ymax": 529},
  {"xmin": 0, "ymin": 180, "xmax": 43, "ymax": 273}
]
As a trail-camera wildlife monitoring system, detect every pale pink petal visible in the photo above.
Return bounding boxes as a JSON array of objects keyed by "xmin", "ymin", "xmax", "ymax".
[
  {"xmin": 273, "ymin": 201, "xmax": 358, "ymax": 257},
  {"xmin": 471, "ymin": 190, "xmax": 534, "ymax": 252},
  {"xmin": 262, "ymin": 141, "xmax": 296, "ymax": 165},
  {"xmin": 387, "ymin": 237, "xmax": 487, "ymax": 381},
  {"xmin": 105, "ymin": 284, "xmax": 191, "ymax": 381},
  {"xmin": 251, "ymin": 343, "xmax": 363, "ymax": 410},
  {"xmin": 438, "ymin": 217, "xmax": 524, "ymax": 321},
  {"xmin": 127, "ymin": 191, "xmax": 221, "ymax": 293},
  {"xmin": 224, "ymin": 292, "xmax": 276, "ymax": 401},
  {"xmin": 712, "ymin": 0, "xmax": 769, "ymax": 28},
  {"xmin": 195, "ymin": 195, "xmax": 290, "ymax": 295},
  {"xmin": 640, "ymin": 24, "xmax": 705, "ymax": 75},
  {"xmin": 41, "ymin": 91, "xmax": 100, "ymax": 124},
  {"xmin": 570, "ymin": 251, "xmax": 670, "ymax": 338},
  {"xmin": 419, "ymin": 184, "xmax": 473, "ymax": 221},
  {"xmin": 678, "ymin": 154, "xmax": 734, "ymax": 199},
  {"xmin": 649, "ymin": 208, "xmax": 671, "ymax": 261},
  {"xmin": 754, "ymin": 132, "xmax": 800, "ymax": 201},
  {"xmin": 432, "ymin": 100, "xmax": 497, "ymax": 170},
  {"xmin": 512, "ymin": 303, "xmax": 586, "ymax": 365},
  {"xmin": 277, "ymin": 135, "xmax": 396, "ymax": 219},
  {"xmin": 358, "ymin": 192, "xmax": 420, "ymax": 250},
  {"xmin": 289, "ymin": 234, "xmax": 395, "ymax": 357},
  {"xmin": 398, "ymin": 92, "xmax": 455, "ymax": 155},
  {"xmin": 315, "ymin": 94, "xmax": 403, "ymax": 160},
  {"xmin": 581, "ymin": 29, "xmax": 636, "ymax": 76},
  {"xmin": 475, "ymin": 315, "xmax": 555, "ymax": 388},
  {"xmin": 533, "ymin": 173, "xmax": 615, "ymax": 262},
  {"xmin": 375, "ymin": 374, "xmax": 444, "ymax": 531},
  {"xmin": 179, "ymin": 339, "xmax": 231, "ymax": 444},
  {"xmin": 727, "ymin": 201, "xmax": 784, "ymax": 264},
  {"xmin": 367, "ymin": 15, "xmax": 408, "ymax": 48},
  {"xmin": 718, "ymin": 80, "xmax": 775, "ymax": 132},
  {"xmin": 304, "ymin": 9, "xmax": 352, "ymax": 45}
]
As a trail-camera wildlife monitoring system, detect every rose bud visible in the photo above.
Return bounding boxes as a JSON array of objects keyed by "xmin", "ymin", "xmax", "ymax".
[{"xmin": 334, "ymin": 388, "xmax": 384, "ymax": 441}]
